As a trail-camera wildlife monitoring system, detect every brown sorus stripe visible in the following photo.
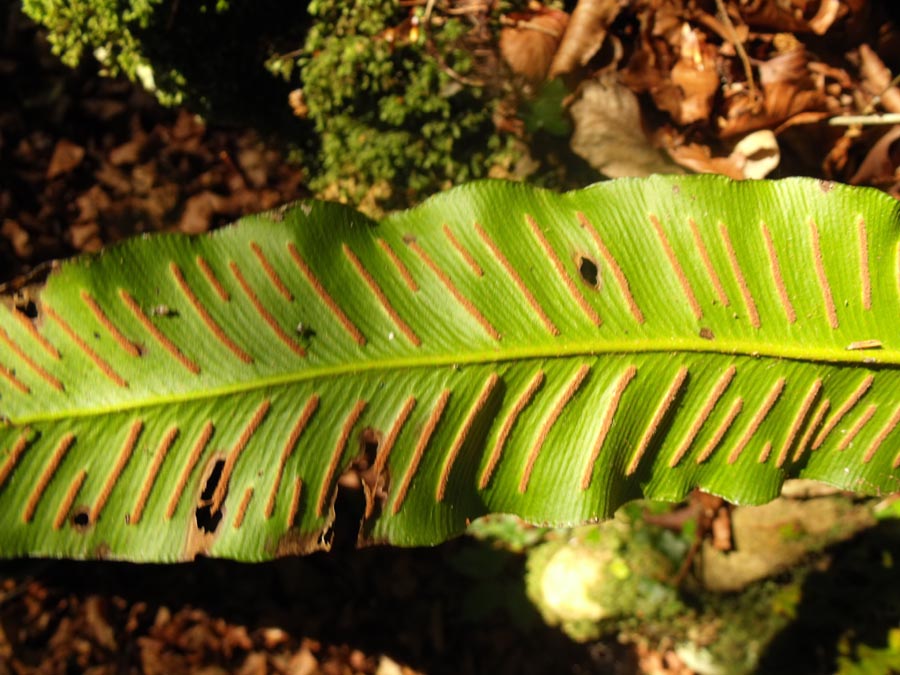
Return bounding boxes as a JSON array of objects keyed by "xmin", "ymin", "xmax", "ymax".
[
  {"xmin": 474, "ymin": 223, "xmax": 558, "ymax": 335},
  {"xmin": 519, "ymin": 364, "xmax": 591, "ymax": 493},
  {"xmin": 688, "ymin": 218, "xmax": 729, "ymax": 306},
  {"xmin": 809, "ymin": 218, "xmax": 839, "ymax": 329},
  {"xmin": 91, "ymin": 420, "xmax": 143, "ymax": 524},
  {"xmin": 812, "ymin": 375, "xmax": 875, "ymax": 450},
  {"xmin": 287, "ymin": 242, "xmax": 367, "ymax": 346},
  {"xmin": 627, "ymin": 366, "xmax": 688, "ymax": 475},
  {"xmin": 0, "ymin": 434, "xmax": 30, "ymax": 491},
  {"xmin": 0, "ymin": 324, "xmax": 63, "ymax": 391},
  {"xmin": 577, "ymin": 213, "xmax": 645, "ymax": 323},
  {"xmin": 793, "ymin": 400, "xmax": 830, "ymax": 463},
  {"xmin": 582, "ymin": 365, "xmax": 637, "ymax": 490},
  {"xmin": 757, "ymin": 441, "xmax": 773, "ymax": 463},
  {"xmin": 670, "ymin": 366, "xmax": 736, "ymax": 468},
  {"xmin": 119, "ymin": 291, "xmax": 201, "ymax": 374},
  {"xmin": 377, "ymin": 238, "xmax": 419, "ymax": 292},
  {"xmin": 80, "ymin": 290, "xmax": 141, "ymax": 357},
  {"xmin": 46, "ymin": 305, "xmax": 128, "ymax": 387},
  {"xmin": 367, "ymin": 396, "xmax": 417, "ymax": 518},
  {"xmin": 287, "ymin": 477, "xmax": 303, "ymax": 528},
  {"xmin": 436, "ymin": 373, "xmax": 499, "ymax": 502},
  {"xmin": 407, "ymin": 239, "xmax": 501, "ymax": 340},
  {"xmin": 316, "ymin": 400, "xmax": 367, "ymax": 518},
  {"xmin": 250, "ymin": 242, "xmax": 294, "ymax": 301},
  {"xmin": 266, "ymin": 395, "xmax": 319, "ymax": 519},
  {"xmin": 170, "ymin": 263, "xmax": 253, "ymax": 363},
  {"xmin": 760, "ymin": 223, "xmax": 797, "ymax": 323},
  {"xmin": 12, "ymin": 309, "xmax": 59, "ymax": 359},
  {"xmin": 53, "ymin": 469, "xmax": 87, "ymax": 531},
  {"xmin": 196, "ymin": 256, "xmax": 230, "ymax": 301},
  {"xmin": 727, "ymin": 378, "xmax": 785, "ymax": 464},
  {"xmin": 229, "ymin": 261, "xmax": 307, "ymax": 357},
  {"xmin": 526, "ymin": 214, "xmax": 601, "ymax": 326},
  {"xmin": 866, "ymin": 405, "xmax": 900, "ymax": 464},
  {"xmin": 443, "ymin": 224, "xmax": 483, "ymax": 276},
  {"xmin": 211, "ymin": 400, "xmax": 271, "ymax": 513},
  {"xmin": 649, "ymin": 213, "xmax": 702, "ymax": 320},
  {"xmin": 0, "ymin": 362, "xmax": 28, "ymax": 394},
  {"xmin": 166, "ymin": 421, "xmax": 214, "ymax": 519},
  {"xmin": 858, "ymin": 216, "xmax": 871, "ymax": 310},
  {"xmin": 695, "ymin": 398, "xmax": 743, "ymax": 464},
  {"xmin": 392, "ymin": 390, "xmax": 451, "ymax": 515},
  {"xmin": 24, "ymin": 433, "xmax": 76, "ymax": 523},
  {"xmin": 130, "ymin": 426, "xmax": 180, "ymax": 525},
  {"xmin": 232, "ymin": 487, "xmax": 254, "ymax": 529},
  {"xmin": 719, "ymin": 223, "xmax": 761, "ymax": 329},
  {"xmin": 840, "ymin": 404, "xmax": 877, "ymax": 451},
  {"xmin": 343, "ymin": 244, "xmax": 421, "ymax": 347},
  {"xmin": 777, "ymin": 379, "xmax": 822, "ymax": 467},
  {"xmin": 480, "ymin": 370, "xmax": 544, "ymax": 490}
]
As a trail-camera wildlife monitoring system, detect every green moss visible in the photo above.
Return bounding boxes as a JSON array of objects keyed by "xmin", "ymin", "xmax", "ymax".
[
  {"xmin": 23, "ymin": 0, "xmax": 521, "ymax": 210},
  {"xmin": 294, "ymin": 0, "xmax": 517, "ymax": 210}
]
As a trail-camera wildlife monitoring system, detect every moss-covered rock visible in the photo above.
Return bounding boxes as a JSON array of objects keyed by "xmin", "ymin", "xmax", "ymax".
[{"xmin": 525, "ymin": 520, "xmax": 683, "ymax": 641}]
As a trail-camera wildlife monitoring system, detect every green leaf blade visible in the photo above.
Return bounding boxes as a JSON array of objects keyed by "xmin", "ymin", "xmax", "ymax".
[{"xmin": 2, "ymin": 175, "xmax": 900, "ymax": 561}]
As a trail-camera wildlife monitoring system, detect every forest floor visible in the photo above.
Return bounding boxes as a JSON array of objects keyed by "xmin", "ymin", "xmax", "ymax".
[{"xmin": 4, "ymin": 2, "xmax": 900, "ymax": 674}]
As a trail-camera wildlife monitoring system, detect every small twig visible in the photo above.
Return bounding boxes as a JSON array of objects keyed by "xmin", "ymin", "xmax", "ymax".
[
  {"xmin": 422, "ymin": 0, "xmax": 437, "ymax": 26},
  {"xmin": 828, "ymin": 113, "xmax": 900, "ymax": 126},
  {"xmin": 715, "ymin": 0, "xmax": 760, "ymax": 111}
]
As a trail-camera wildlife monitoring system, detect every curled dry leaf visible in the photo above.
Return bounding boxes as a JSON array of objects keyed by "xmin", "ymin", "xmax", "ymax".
[
  {"xmin": 731, "ymin": 129, "xmax": 780, "ymax": 179},
  {"xmin": 666, "ymin": 130, "xmax": 779, "ymax": 179},
  {"xmin": 499, "ymin": 6, "xmax": 569, "ymax": 83},
  {"xmin": 737, "ymin": 0, "xmax": 843, "ymax": 35},
  {"xmin": 850, "ymin": 125, "xmax": 900, "ymax": 185},
  {"xmin": 570, "ymin": 76, "xmax": 684, "ymax": 177},
  {"xmin": 548, "ymin": 0, "xmax": 623, "ymax": 79},
  {"xmin": 858, "ymin": 44, "xmax": 900, "ymax": 114},
  {"xmin": 720, "ymin": 47, "xmax": 828, "ymax": 136}
]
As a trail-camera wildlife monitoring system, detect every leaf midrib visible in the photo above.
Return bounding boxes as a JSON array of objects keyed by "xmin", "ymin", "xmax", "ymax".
[{"xmin": 13, "ymin": 336, "xmax": 895, "ymax": 426}]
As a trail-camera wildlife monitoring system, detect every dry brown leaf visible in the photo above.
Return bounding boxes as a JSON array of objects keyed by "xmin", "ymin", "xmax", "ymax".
[
  {"xmin": 732, "ymin": 129, "xmax": 781, "ymax": 178},
  {"xmin": 500, "ymin": 6, "xmax": 569, "ymax": 83},
  {"xmin": 720, "ymin": 47, "xmax": 827, "ymax": 136},
  {"xmin": 850, "ymin": 125, "xmax": 900, "ymax": 185},
  {"xmin": 738, "ymin": 0, "xmax": 843, "ymax": 34},
  {"xmin": 548, "ymin": 0, "xmax": 623, "ymax": 79},
  {"xmin": 46, "ymin": 139, "xmax": 85, "ymax": 179},
  {"xmin": 666, "ymin": 142, "xmax": 744, "ymax": 178},
  {"xmin": 668, "ymin": 23, "xmax": 720, "ymax": 125},
  {"xmin": 858, "ymin": 44, "xmax": 900, "ymax": 114},
  {"xmin": 570, "ymin": 76, "xmax": 685, "ymax": 177}
]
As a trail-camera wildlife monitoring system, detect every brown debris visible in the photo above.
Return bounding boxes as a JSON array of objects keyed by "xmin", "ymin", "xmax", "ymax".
[{"xmin": 500, "ymin": 5, "xmax": 569, "ymax": 84}]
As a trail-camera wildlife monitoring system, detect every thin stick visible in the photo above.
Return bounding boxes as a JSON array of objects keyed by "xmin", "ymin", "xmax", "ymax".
[{"xmin": 828, "ymin": 114, "xmax": 900, "ymax": 126}]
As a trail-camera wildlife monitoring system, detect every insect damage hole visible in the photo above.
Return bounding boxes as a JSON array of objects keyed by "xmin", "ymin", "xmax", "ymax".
[
  {"xmin": 16, "ymin": 299, "xmax": 38, "ymax": 319},
  {"xmin": 195, "ymin": 458, "xmax": 226, "ymax": 534},
  {"xmin": 577, "ymin": 254, "xmax": 600, "ymax": 290},
  {"xmin": 332, "ymin": 428, "xmax": 381, "ymax": 550},
  {"xmin": 71, "ymin": 508, "xmax": 90, "ymax": 530}
]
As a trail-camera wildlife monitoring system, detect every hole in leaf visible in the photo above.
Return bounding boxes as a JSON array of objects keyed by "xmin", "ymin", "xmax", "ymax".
[
  {"xmin": 317, "ymin": 526, "xmax": 334, "ymax": 549},
  {"xmin": 17, "ymin": 299, "xmax": 38, "ymax": 318},
  {"xmin": 331, "ymin": 429, "xmax": 382, "ymax": 550},
  {"xmin": 71, "ymin": 508, "xmax": 90, "ymax": 530},
  {"xmin": 195, "ymin": 459, "xmax": 225, "ymax": 534},
  {"xmin": 577, "ymin": 255, "xmax": 599, "ymax": 289}
]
